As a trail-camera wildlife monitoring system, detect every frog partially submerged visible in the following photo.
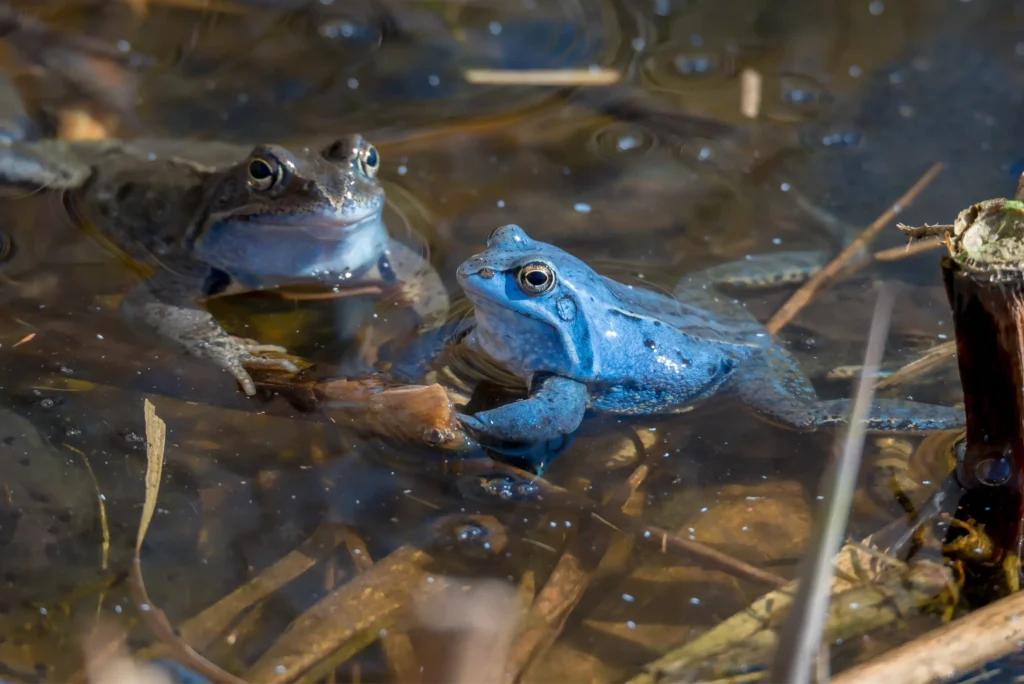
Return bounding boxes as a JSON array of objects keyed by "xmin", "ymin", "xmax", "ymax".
[
  {"xmin": 0, "ymin": 132, "xmax": 449, "ymax": 395},
  {"xmin": 390, "ymin": 224, "xmax": 963, "ymax": 449}
]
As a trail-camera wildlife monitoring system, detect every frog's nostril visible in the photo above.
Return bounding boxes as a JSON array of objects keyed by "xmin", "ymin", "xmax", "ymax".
[{"xmin": 478, "ymin": 268, "xmax": 495, "ymax": 279}]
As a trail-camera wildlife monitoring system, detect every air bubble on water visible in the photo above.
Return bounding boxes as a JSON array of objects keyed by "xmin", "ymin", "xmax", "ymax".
[
  {"xmin": 623, "ymin": 594, "xmax": 635, "ymax": 603},
  {"xmin": 489, "ymin": 21, "xmax": 502, "ymax": 35},
  {"xmin": 497, "ymin": 200, "xmax": 505, "ymax": 208},
  {"xmin": 574, "ymin": 203, "xmax": 592, "ymax": 213},
  {"xmin": 40, "ymin": 399, "xmax": 54, "ymax": 409},
  {"xmin": 428, "ymin": 74, "xmax": 441, "ymax": 87},
  {"xmin": 117, "ymin": 40, "xmax": 131, "ymax": 52},
  {"xmin": 397, "ymin": 165, "xmax": 408, "ymax": 175},
  {"xmin": 772, "ymin": 238, "xmax": 783, "ymax": 245},
  {"xmin": 631, "ymin": 37, "xmax": 646, "ymax": 52},
  {"xmin": 617, "ymin": 136, "xmax": 641, "ymax": 151},
  {"xmin": 347, "ymin": 78, "xmax": 359, "ymax": 89},
  {"xmin": 849, "ymin": 65, "xmax": 862, "ymax": 77},
  {"xmin": 275, "ymin": 666, "xmax": 286, "ymax": 675},
  {"xmin": 868, "ymin": 0, "xmax": 884, "ymax": 15},
  {"xmin": 780, "ymin": 182, "xmax": 791, "ymax": 192},
  {"xmin": 697, "ymin": 147, "xmax": 711, "ymax": 161},
  {"xmin": 627, "ymin": 620, "xmax": 637, "ymax": 629},
  {"xmin": 689, "ymin": 597, "xmax": 701, "ymax": 605}
]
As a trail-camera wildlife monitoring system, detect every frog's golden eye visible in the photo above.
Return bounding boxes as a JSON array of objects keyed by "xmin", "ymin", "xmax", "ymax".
[
  {"xmin": 247, "ymin": 157, "xmax": 281, "ymax": 192},
  {"xmin": 359, "ymin": 144, "xmax": 380, "ymax": 178},
  {"xmin": 516, "ymin": 262, "xmax": 555, "ymax": 295}
]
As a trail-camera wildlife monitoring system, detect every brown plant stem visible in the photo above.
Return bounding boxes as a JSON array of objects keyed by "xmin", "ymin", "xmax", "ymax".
[{"xmin": 766, "ymin": 161, "xmax": 944, "ymax": 334}]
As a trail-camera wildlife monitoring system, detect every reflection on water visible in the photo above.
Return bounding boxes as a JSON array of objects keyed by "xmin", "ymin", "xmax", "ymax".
[{"xmin": 0, "ymin": 0, "xmax": 1018, "ymax": 680}]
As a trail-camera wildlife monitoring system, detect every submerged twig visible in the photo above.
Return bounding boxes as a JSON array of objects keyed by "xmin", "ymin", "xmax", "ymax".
[
  {"xmin": 129, "ymin": 399, "xmax": 247, "ymax": 684},
  {"xmin": 766, "ymin": 162, "xmax": 944, "ymax": 334},
  {"xmin": 137, "ymin": 524, "xmax": 347, "ymax": 660},
  {"xmin": 340, "ymin": 530, "xmax": 422, "ymax": 684},
  {"xmin": 627, "ymin": 542, "xmax": 954, "ymax": 683},
  {"xmin": 504, "ymin": 466, "xmax": 649, "ymax": 683},
  {"xmin": 246, "ymin": 545, "xmax": 450, "ymax": 684},
  {"xmin": 63, "ymin": 443, "xmax": 110, "ymax": 571},
  {"xmin": 770, "ymin": 285, "xmax": 898, "ymax": 683},
  {"xmin": 459, "ymin": 461, "xmax": 787, "ymax": 589},
  {"xmin": 831, "ymin": 584, "xmax": 1024, "ymax": 683}
]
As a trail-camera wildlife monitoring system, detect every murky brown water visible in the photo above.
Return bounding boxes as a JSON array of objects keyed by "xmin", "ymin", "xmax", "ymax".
[{"xmin": 0, "ymin": 0, "xmax": 1019, "ymax": 681}]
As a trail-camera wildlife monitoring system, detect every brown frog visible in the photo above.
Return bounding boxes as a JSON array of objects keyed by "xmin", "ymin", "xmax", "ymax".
[{"xmin": 0, "ymin": 133, "xmax": 449, "ymax": 394}]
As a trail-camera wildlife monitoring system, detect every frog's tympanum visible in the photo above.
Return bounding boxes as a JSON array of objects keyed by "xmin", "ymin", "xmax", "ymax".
[
  {"xmin": 0, "ymin": 134, "xmax": 449, "ymax": 394},
  {"xmin": 403, "ymin": 224, "xmax": 964, "ymax": 449}
]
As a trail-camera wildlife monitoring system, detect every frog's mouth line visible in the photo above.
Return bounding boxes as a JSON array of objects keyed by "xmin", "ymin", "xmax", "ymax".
[{"xmin": 233, "ymin": 214, "xmax": 384, "ymax": 237}]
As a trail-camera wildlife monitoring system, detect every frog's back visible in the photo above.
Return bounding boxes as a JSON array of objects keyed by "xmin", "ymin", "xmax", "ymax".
[
  {"xmin": 600, "ymin": 276, "xmax": 767, "ymax": 348},
  {"xmin": 0, "ymin": 138, "xmax": 253, "ymax": 267}
]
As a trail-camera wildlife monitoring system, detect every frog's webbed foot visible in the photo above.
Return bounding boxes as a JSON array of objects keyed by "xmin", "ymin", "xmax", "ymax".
[
  {"xmin": 121, "ymin": 279, "xmax": 297, "ymax": 396},
  {"xmin": 459, "ymin": 374, "xmax": 588, "ymax": 446},
  {"xmin": 228, "ymin": 337, "xmax": 299, "ymax": 392}
]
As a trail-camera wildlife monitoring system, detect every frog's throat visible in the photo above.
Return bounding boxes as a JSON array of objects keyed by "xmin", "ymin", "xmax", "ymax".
[{"xmin": 468, "ymin": 298, "xmax": 589, "ymax": 380}]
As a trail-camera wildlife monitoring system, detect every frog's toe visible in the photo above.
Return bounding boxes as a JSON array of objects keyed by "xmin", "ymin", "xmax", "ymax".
[
  {"xmin": 242, "ymin": 355, "xmax": 299, "ymax": 373},
  {"xmin": 231, "ymin": 336, "xmax": 289, "ymax": 354},
  {"xmin": 226, "ymin": 363, "xmax": 258, "ymax": 396}
]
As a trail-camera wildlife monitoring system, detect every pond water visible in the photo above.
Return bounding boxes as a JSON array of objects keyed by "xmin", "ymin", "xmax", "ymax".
[{"xmin": 0, "ymin": 0, "xmax": 1018, "ymax": 682}]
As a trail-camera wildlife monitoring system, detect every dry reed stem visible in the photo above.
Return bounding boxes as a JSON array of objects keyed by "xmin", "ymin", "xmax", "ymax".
[{"xmin": 766, "ymin": 162, "xmax": 945, "ymax": 334}]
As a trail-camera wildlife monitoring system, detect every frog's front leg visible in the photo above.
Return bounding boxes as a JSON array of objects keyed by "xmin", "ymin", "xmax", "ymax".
[
  {"xmin": 730, "ymin": 345, "xmax": 965, "ymax": 433},
  {"xmin": 458, "ymin": 374, "xmax": 588, "ymax": 444},
  {"xmin": 120, "ymin": 271, "xmax": 297, "ymax": 396}
]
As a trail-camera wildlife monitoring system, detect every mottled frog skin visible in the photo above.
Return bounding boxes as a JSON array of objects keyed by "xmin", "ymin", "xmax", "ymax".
[
  {"xmin": 0, "ymin": 134, "xmax": 449, "ymax": 394},
  {"xmin": 393, "ymin": 224, "xmax": 964, "ymax": 450}
]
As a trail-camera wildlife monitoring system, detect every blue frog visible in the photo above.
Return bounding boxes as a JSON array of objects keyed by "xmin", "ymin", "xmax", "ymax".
[{"xmin": 389, "ymin": 224, "xmax": 964, "ymax": 449}]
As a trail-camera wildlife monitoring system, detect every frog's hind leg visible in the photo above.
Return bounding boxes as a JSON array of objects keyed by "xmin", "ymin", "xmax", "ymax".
[
  {"xmin": 676, "ymin": 249, "xmax": 833, "ymax": 294},
  {"xmin": 730, "ymin": 345, "xmax": 965, "ymax": 433}
]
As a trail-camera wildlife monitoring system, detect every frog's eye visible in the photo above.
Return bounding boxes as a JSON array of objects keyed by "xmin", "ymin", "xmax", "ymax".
[
  {"xmin": 516, "ymin": 262, "xmax": 556, "ymax": 295},
  {"xmin": 359, "ymin": 144, "xmax": 380, "ymax": 178},
  {"xmin": 247, "ymin": 157, "xmax": 282, "ymax": 192}
]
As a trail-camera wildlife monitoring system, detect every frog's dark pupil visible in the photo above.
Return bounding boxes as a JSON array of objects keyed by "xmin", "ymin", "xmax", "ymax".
[
  {"xmin": 365, "ymin": 147, "xmax": 378, "ymax": 168},
  {"xmin": 249, "ymin": 160, "xmax": 272, "ymax": 180},
  {"xmin": 526, "ymin": 270, "xmax": 548, "ymax": 287}
]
